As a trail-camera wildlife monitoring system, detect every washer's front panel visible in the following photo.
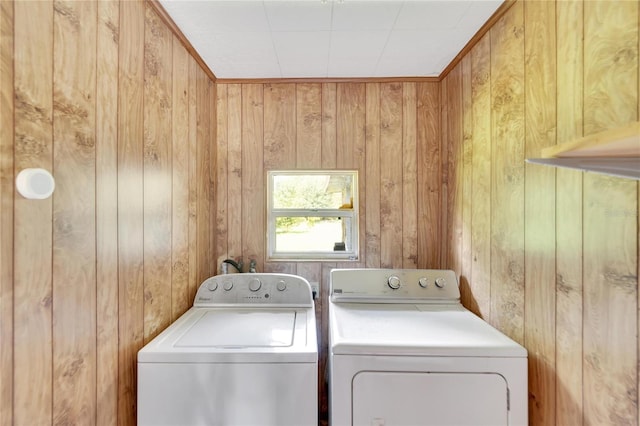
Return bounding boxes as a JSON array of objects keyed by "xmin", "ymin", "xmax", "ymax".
[
  {"xmin": 138, "ymin": 362, "xmax": 317, "ymax": 426},
  {"xmin": 352, "ymin": 371, "xmax": 507, "ymax": 426}
]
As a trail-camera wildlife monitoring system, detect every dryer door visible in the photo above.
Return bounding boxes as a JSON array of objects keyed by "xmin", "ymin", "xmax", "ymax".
[{"xmin": 352, "ymin": 371, "xmax": 508, "ymax": 426}]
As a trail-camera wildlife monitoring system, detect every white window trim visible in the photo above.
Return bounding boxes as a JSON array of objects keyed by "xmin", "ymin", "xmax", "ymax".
[{"xmin": 266, "ymin": 170, "xmax": 359, "ymax": 261}]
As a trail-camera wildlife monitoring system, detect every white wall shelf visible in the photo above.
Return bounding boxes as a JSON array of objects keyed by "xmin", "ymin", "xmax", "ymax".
[{"xmin": 526, "ymin": 121, "xmax": 640, "ymax": 180}]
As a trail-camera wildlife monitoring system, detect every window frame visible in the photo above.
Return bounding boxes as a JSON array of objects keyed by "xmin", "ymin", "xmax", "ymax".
[{"xmin": 266, "ymin": 169, "xmax": 359, "ymax": 261}]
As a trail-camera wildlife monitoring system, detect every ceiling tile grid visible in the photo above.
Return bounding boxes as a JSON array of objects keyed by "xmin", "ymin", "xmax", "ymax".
[{"xmin": 159, "ymin": 0, "xmax": 503, "ymax": 79}]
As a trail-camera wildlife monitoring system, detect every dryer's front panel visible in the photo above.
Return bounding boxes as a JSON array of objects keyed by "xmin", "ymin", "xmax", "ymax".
[{"xmin": 352, "ymin": 371, "xmax": 508, "ymax": 426}]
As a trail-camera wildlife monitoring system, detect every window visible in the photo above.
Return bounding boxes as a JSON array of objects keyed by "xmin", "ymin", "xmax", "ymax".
[{"xmin": 267, "ymin": 170, "xmax": 359, "ymax": 261}]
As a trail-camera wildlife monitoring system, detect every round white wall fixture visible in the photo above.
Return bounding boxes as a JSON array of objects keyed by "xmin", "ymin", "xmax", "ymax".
[{"xmin": 16, "ymin": 168, "xmax": 55, "ymax": 200}]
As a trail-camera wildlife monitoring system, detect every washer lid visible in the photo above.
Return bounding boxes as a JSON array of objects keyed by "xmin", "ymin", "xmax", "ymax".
[
  {"xmin": 176, "ymin": 311, "xmax": 295, "ymax": 347},
  {"xmin": 329, "ymin": 303, "xmax": 527, "ymax": 358},
  {"xmin": 138, "ymin": 307, "xmax": 317, "ymax": 363}
]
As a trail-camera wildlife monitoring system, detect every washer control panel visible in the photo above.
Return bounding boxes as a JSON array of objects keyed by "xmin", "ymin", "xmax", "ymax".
[
  {"xmin": 330, "ymin": 268, "xmax": 459, "ymax": 303},
  {"xmin": 194, "ymin": 273, "xmax": 313, "ymax": 307}
]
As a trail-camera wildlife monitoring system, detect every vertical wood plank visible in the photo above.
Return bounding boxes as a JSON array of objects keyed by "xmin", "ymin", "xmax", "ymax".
[
  {"xmin": 171, "ymin": 39, "xmax": 190, "ymax": 320},
  {"xmin": 583, "ymin": 1, "xmax": 639, "ymax": 424},
  {"xmin": 555, "ymin": 2, "xmax": 584, "ymax": 422},
  {"xmin": 523, "ymin": 2, "xmax": 557, "ymax": 424},
  {"xmin": 446, "ymin": 65, "xmax": 463, "ymax": 276},
  {"xmin": 117, "ymin": 1, "xmax": 145, "ymax": 423},
  {"xmin": 13, "ymin": 1, "xmax": 54, "ymax": 424},
  {"xmin": 584, "ymin": 5, "xmax": 638, "ymax": 136},
  {"xmin": 0, "ymin": 1, "xmax": 13, "ymax": 424},
  {"xmin": 95, "ymin": 1, "xmax": 119, "ymax": 422},
  {"xmin": 354, "ymin": 86, "xmax": 367, "ymax": 268},
  {"xmin": 402, "ymin": 83, "xmax": 417, "ymax": 269},
  {"xmin": 380, "ymin": 83, "xmax": 403, "ymax": 268},
  {"xmin": 187, "ymin": 56, "xmax": 198, "ymax": 296},
  {"xmin": 227, "ymin": 84, "xmax": 243, "ymax": 260},
  {"xmin": 264, "ymin": 84, "xmax": 296, "ymax": 170},
  {"xmin": 196, "ymin": 68, "xmax": 211, "ymax": 282},
  {"xmin": 336, "ymin": 83, "xmax": 363, "ymax": 169},
  {"xmin": 460, "ymin": 56, "xmax": 473, "ymax": 309},
  {"xmin": 263, "ymin": 263, "xmax": 297, "ymax": 274},
  {"xmin": 489, "ymin": 1, "xmax": 525, "ymax": 344},
  {"xmin": 321, "ymin": 83, "xmax": 337, "ymax": 168},
  {"xmin": 215, "ymin": 84, "xmax": 229, "ymax": 270},
  {"xmin": 365, "ymin": 83, "xmax": 381, "ymax": 268},
  {"xmin": 470, "ymin": 35, "xmax": 492, "ymax": 319},
  {"xmin": 336, "ymin": 83, "xmax": 365, "ymax": 268},
  {"xmin": 439, "ymin": 78, "xmax": 449, "ymax": 268},
  {"xmin": 209, "ymin": 80, "xmax": 217, "ymax": 277},
  {"xmin": 242, "ymin": 84, "xmax": 264, "ymax": 271},
  {"xmin": 52, "ymin": 1, "xmax": 97, "ymax": 424},
  {"xmin": 143, "ymin": 3, "xmax": 173, "ymax": 343},
  {"xmin": 296, "ymin": 83, "xmax": 322, "ymax": 169},
  {"xmin": 416, "ymin": 82, "xmax": 440, "ymax": 268}
]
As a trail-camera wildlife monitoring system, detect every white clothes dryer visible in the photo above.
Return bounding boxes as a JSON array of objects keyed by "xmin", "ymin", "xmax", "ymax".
[
  {"xmin": 138, "ymin": 273, "xmax": 318, "ymax": 426},
  {"xmin": 328, "ymin": 268, "xmax": 527, "ymax": 426}
]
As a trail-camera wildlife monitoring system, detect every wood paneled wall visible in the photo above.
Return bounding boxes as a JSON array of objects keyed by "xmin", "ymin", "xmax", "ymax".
[
  {"xmin": 442, "ymin": 1, "xmax": 639, "ymax": 425},
  {"xmin": 215, "ymin": 81, "xmax": 441, "ymax": 418},
  {"xmin": 0, "ymin": 1, "xmax": 216, "ymax": 425}
]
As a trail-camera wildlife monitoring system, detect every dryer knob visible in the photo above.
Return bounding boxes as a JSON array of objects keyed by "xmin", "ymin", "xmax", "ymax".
[
  {"xmin": 249, "ymin": 278, "xmax": 262, "ymax": 292},
  {"xmin": 276, "ymin": 280, "xmax": 287, "ymax": 291},
  {"xmin": 223, "ymin": 280, "xmax": 233, "ymax": 291},
  {"xmin": 435, "ymin": 277, "xmax": 446, "ymax": 288},
  {"xmin": 207, "ymin": 280, "xmax": 218, "ymax": 291},
  {"xmin": 418, "ymin": 278, "xmax": 428, "ymax": 288},
  {"xmin": 387, "ymin": 275, "xmax": 401, "ymax": 290}
]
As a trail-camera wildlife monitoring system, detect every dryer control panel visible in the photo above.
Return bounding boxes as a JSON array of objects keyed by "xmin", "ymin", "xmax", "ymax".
[
  {"xmin": 194, "ymin": 273, "xmax": 314, "ymax": 308},
  {"xmin": 330, "ymin": 268, "xmax": 460, "ymax": 303}
]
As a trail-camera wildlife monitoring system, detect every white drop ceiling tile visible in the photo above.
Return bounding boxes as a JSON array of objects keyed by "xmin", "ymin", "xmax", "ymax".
[
  {"xmin": 328, "ymin": 59, "xmax": 379, "ymax": 78},
  {"xmin": 265, "ymin": 1, "xmax": 332, "ymax": 31},
  {"xmin": 278, "ymin": 61, "xmax": 328, "ymax": 78},
  {"xmin": 198, "ymin": 32, "xmax": 276, "ymax": 62},
  {"xmin": 376, "ymin": 46, "xmax": 450, "ymax": 75},
  {"xmin": 272, "ymin": 31, "xmax": 330, "ymax": 61},
  {"xmin": 394, "ymin": 1, "xmax": 471, "ymax": 30},
  {"xmin": 329, "ymin": 30, "xmax": 389, "ymax": 60},
  {"xmin": 160, "ymin": 0, "xmax": 270, "ymax": 33},
  {"xmin": 374, "ymin": 59, "xmax": 440, "ymax": 78},
  {"xmin": 331, "ymin": 2, "xmax": 403, "ymax": 31},
  {"xmin": 231, "ymin": 62, "xmax": 283, "ymax": 79},
  {"xmin": 381, "ymin": 30, "xmax": 445, "ymax": 59}
]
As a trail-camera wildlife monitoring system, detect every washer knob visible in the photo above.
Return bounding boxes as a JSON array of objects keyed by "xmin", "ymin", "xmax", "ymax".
[
  {"xmin": 207, "ymin": 280, "xmax": 218, "ymax": 291},
  {"xmin": 387, "ymin": 275, "xmax": 401, "ymax": 290},
  {"xmin": 435, "ymin": 277, "xmax": 446, "ymax": 288},
  {"xmin": 418, "ymin": 278, "xmax": 428, "ymax": 288},
  {"xmin": 223, "ymin": 280, "xmax": 233, "ymax": 291},
  {"xmin": 249, "ymin": 278, "xmax": 261, "ymax": 292},
  {"xmin": 276, "ymin": 280, "xmax": 287, "ymax": 291}
]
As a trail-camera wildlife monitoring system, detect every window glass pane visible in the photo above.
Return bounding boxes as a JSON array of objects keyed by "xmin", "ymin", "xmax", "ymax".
[
  {"xmin": 267, "ymin": 170, "xmax": 358, "ymax": 261},
  {"xmin": 275, "ymin": 216, "xmax": 354, "ymax": 253},
  {"xmin": 272, "ymin": 174, "xmax": 354, "ymax": 210}
]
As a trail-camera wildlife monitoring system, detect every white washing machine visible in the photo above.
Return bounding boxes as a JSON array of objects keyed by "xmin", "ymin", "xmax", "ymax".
[
  {"xmin": 328, "ymin": 268, "xmax": 527, "ymax": 426},
  {"xmin": 138, "ymin": 273, "xmax": 318, "ymax": 426}
]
